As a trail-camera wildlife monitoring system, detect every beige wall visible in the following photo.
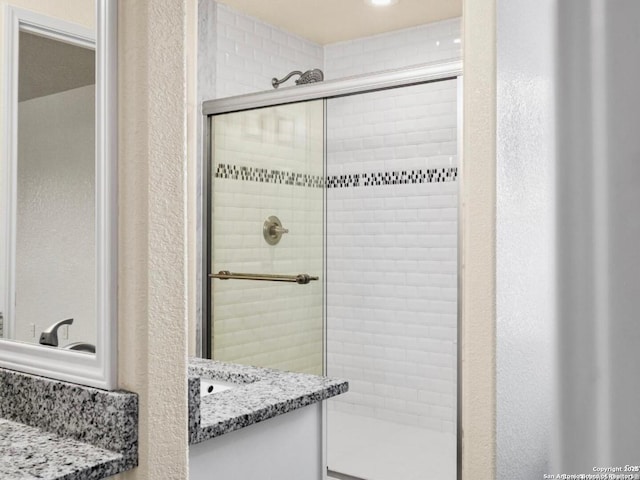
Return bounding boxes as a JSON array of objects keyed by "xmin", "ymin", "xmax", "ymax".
[
  {"xmin": 117, "ymin": 0, "xmax": 189, "ymax": 479},
  {"xmin": 460, "ymin": 0, "xmax": 496, "ymax": 478}
]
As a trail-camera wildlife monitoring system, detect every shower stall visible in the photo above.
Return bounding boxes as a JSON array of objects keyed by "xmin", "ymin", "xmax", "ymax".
[{"xmin": 202, "ymin": 61, "xmax": 461, "ymax": 480}]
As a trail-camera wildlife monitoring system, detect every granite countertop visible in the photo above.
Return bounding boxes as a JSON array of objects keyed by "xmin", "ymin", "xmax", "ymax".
[
  {"xmin": 0, "ymin": 419, "xmax": 124, "ymax": 480},
  {"xmin": 188, "ymin": 357, "xmax": 348, "ymax": 444},
  {"xmin": 0, "ymin": 368, "xmax": 138, "ymax": 480}
]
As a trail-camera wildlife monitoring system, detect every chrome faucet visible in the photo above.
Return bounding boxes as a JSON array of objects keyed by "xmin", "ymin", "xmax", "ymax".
[
  {"xmin": 39, "ymin": 318, "xmax": 73, "ymax": 347},
  {"xmin": 64, "ymin": 342, "xmax": 96, "ymax": 354}
]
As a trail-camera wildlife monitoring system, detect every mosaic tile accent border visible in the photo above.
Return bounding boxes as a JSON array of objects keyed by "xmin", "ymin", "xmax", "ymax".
[
  {"xmin": 326, "ymin": 167, "xmax": 458, "ymax": 188},
  {"xmin": 215, "ymin": 163, "xmax": 458, "ymax": 189},
  {"xmin": 215, "ymin": 164, "xmax": 324, "ymax": 188}
]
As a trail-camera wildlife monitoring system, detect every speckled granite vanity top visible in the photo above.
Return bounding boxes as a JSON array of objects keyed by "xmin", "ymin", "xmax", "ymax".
[
  {"xmin": 0, "ymin": 368, "xmax": 137, "ymax": 480},
  {"xmin": 0, "ymin": 419, "xmax": 123, "ymax": 480},
  {"xmin": 188, "ymin": 358, "xmax": 348, "ymax": 444}
]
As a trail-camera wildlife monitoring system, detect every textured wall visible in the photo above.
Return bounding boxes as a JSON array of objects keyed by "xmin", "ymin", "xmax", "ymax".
[
  {"xmin": 496, "ymin": 0, "xmax": 555, "ymax": 477},
  {"xmin": 461, "ymin": 0, "xmax": 497, "ymax": 477},
  {"xmin": 117, "ymin": 0, "xmax": 188, "ymax": 479},
  {"xmin": 497, "ymin": 0, "xmax": 640, "ymax": 475},
  {"xmin": 325, "ymin": 80, "xmax": 458, "ymax": 433},
  {"xmin": 15, "ymin": 85, "xmax": 96, "ymax": 347}
]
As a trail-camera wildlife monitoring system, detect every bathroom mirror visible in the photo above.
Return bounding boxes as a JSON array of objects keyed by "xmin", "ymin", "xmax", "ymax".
[{"xmin": 0, "ymin": 0, "xmax": 117, "ymax": 389}]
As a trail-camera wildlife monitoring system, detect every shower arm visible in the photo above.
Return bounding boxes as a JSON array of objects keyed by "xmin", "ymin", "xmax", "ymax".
[{"xmin": 272, "ymin": 71, "xmax": 303, "ymax": 89}]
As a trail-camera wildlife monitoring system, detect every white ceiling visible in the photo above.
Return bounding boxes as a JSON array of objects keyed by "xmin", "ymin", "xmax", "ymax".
[{"xmin": 216, "ymin": 0, "xmax": 462, "ymax": 45}]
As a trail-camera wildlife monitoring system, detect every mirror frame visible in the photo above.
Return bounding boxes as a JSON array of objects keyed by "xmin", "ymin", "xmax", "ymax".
[{"xmin": 0, "ymin": 0, "xmax": 117, "ymax": 390}]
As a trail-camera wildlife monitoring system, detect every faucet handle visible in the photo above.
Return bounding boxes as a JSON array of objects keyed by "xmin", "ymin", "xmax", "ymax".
[
  {"xmin": 271, "ymin": 225, "xmax": 289, "ymax": 235},
  {"xmin": 263, "ymin": 216, "xmax": 289, "ymax": 245},
  {"xmin": 39, "ymin": 318, "xmax": 73, "ymax": 347}
]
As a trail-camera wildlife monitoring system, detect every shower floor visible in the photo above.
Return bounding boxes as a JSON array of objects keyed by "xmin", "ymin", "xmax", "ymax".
[{"xmin": 327, "ymin": 411, "xmax": 456, "ymax": 480}]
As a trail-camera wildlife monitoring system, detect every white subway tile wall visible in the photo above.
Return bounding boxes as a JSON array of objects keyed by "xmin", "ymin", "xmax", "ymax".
[
  {"xmin": 214, "ymin": 3, "xmax": 324, "ymax": 98},
  {"xmin": 324, "ymin": 18, "xmax": 461, "ymax": 79},
  {"xmin": 326, "ymin": 79, "xmax": 458, "ymax": 434},
  {"xmin": 208, "ymin": 3, "xmax": 461, "ymax": 98},
  {"xmin": 211, "ymin": 101, "xmax": 324, "ymax": 375}
]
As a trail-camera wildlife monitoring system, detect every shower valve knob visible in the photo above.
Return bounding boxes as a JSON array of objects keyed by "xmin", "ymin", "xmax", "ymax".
[{"xmin": 263, "ymin": 216, "xmax": 288, "ymax": 245}]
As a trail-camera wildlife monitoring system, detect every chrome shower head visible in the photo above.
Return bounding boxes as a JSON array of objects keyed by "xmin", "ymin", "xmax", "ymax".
[
  {"xmin": 272, "ymin": 68, "xmax": 324, "ymax": 89},
  {"xmin": 295, "ymin": 68, "xmax": 324, "ymax": 86}
]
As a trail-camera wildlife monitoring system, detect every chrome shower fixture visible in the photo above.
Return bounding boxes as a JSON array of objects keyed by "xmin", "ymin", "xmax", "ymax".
[
  {"xmin": 272, "ymin": 69, "xmax": 324, "ymax": 89},
  {"xmin": 263, "ymin": 215, "xmax": 289, "ymax": 245}
]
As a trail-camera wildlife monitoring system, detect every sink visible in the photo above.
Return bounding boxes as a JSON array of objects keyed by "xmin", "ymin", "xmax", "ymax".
[{"xmin": 200, "ymin": 378, "xmax": 237, "ymax": 396}]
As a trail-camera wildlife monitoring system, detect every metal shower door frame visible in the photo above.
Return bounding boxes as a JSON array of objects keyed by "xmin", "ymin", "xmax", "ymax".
[
  {"xmin": 201, "ymin": 59, "xmax": 463, "ymax": 480},
  {"xmin": 203, "ymin": 60, "xmax": 461, "ymax": 117}
]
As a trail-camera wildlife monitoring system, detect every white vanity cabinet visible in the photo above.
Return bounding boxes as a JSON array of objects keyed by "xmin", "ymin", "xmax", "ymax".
[
  {"xmin": 190, "ymin": 403, "xmax": 322, "ymax": 480},
  {"xmin": 187, "ymin": 358, "xmax": 348, "ymax": 480}
]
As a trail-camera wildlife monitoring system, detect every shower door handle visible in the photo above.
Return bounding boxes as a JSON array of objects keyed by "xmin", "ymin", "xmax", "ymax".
[{"xmin": 209, "ymin": 271, "xmax": 319, "ymax": 285}]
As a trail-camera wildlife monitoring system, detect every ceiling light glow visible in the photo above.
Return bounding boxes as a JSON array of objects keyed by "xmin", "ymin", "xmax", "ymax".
[{"xmin": 367, "ymin": 0, "xmax": 399, "ymax": 7}]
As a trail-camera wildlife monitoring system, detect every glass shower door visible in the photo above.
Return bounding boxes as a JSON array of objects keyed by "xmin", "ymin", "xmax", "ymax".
[
  {"xmin": 325, "ymin": 80, "xmax": 459, "ymax": 480},
  {"xmin": 208, "ymin": 100, "xmax": 324, "ymax": 375}
]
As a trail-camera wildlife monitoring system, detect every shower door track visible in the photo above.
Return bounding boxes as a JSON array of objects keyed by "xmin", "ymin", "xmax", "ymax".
[
  {"xmin": 202, "ymin": 60, "xmax": 462, "ymax": 116},
  {"xmin": 201, "ymin": 59, "xmax": 464, "ymax": 480}
]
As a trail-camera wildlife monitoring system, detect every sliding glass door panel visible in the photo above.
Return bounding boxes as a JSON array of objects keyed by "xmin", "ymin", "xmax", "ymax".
[{"xmin": 209, "ymin": 100, "xmax": 324, "ymax": 375}]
